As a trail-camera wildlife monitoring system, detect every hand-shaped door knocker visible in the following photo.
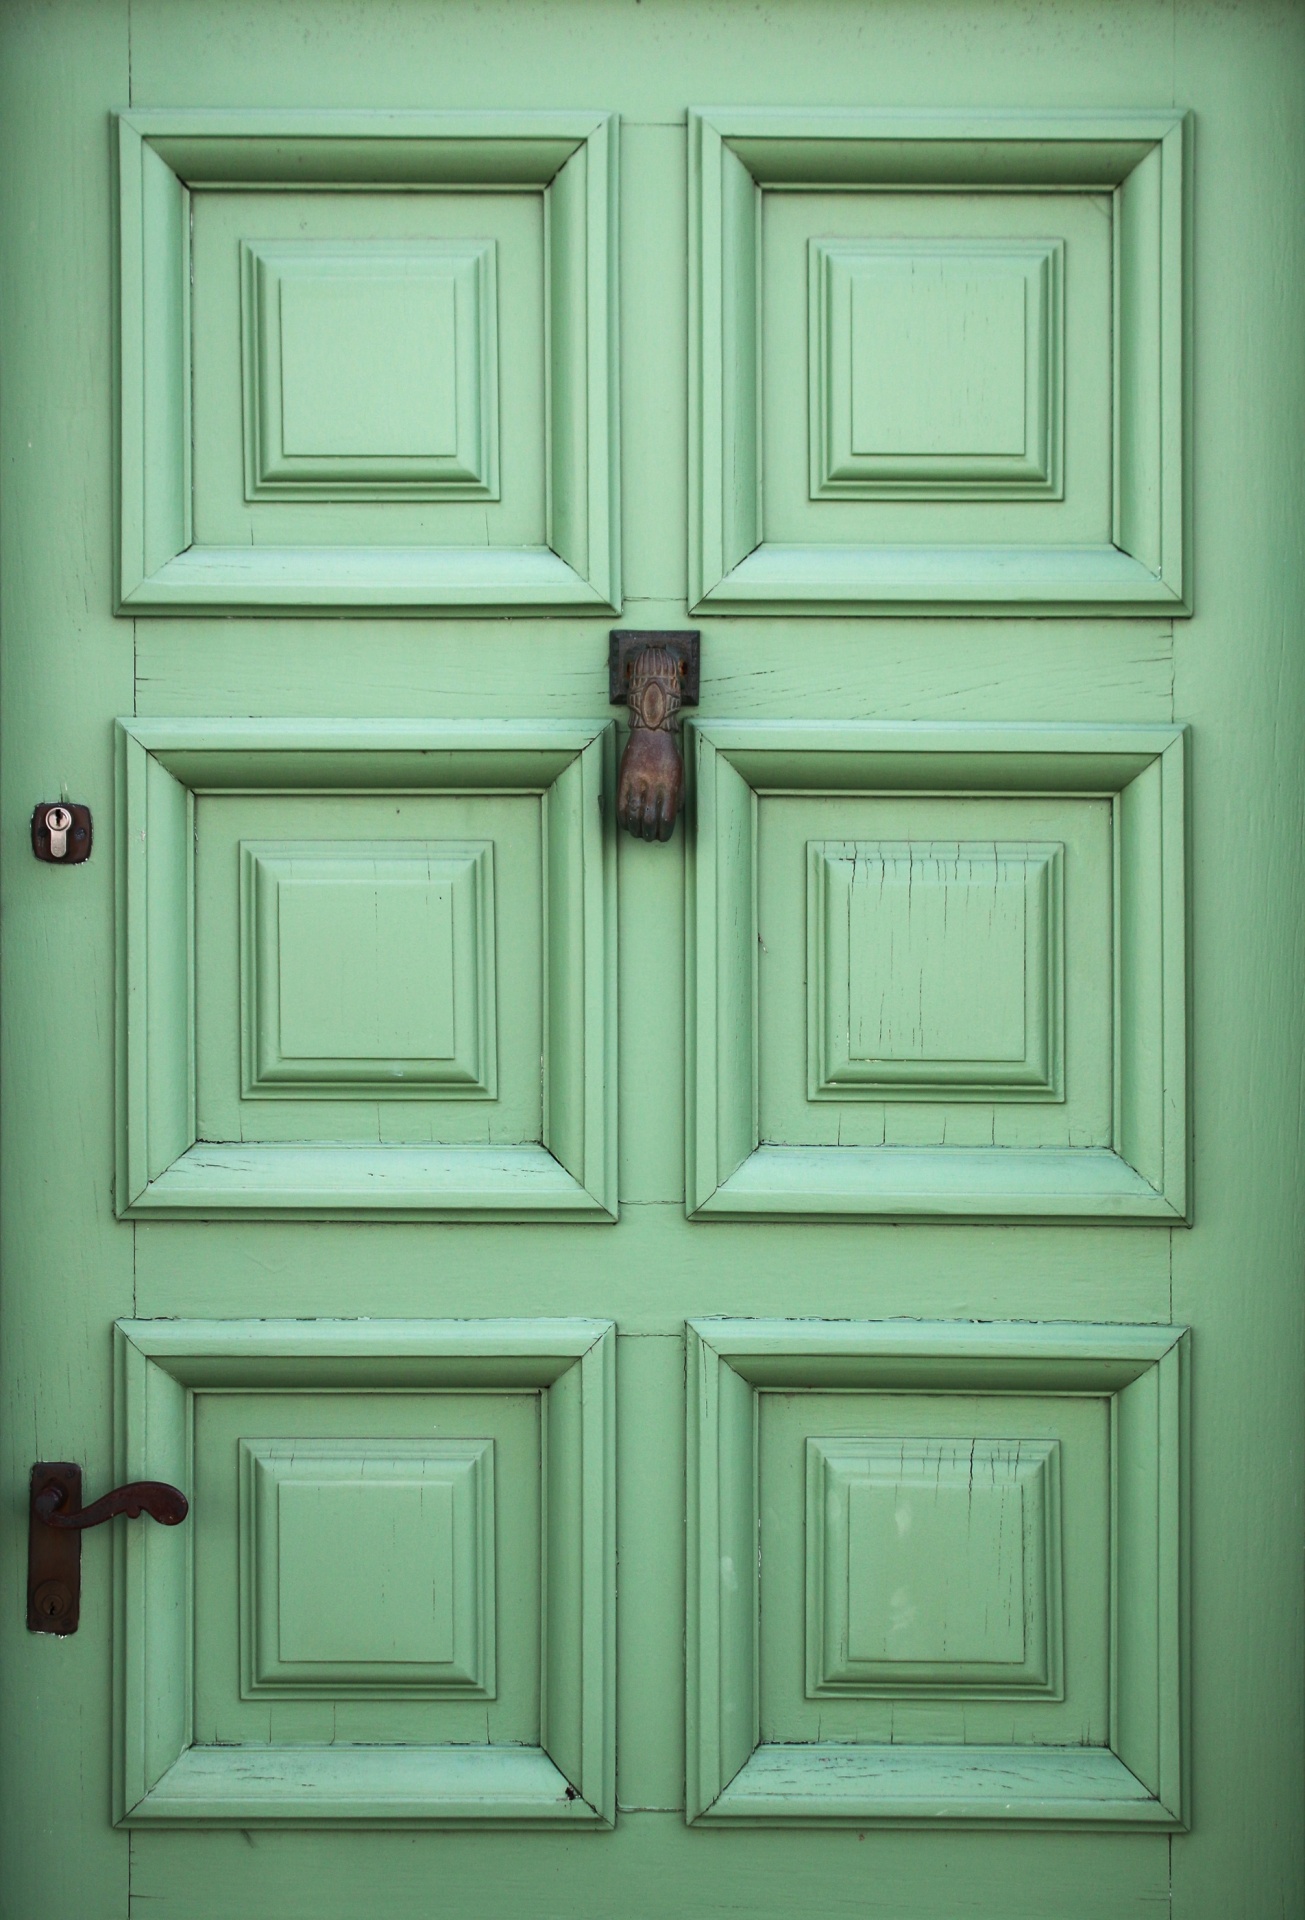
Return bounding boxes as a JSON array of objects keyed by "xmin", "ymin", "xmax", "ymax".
[{"xmin": 610, "ymin": 630, "xmax": 700, "ymax": 841}]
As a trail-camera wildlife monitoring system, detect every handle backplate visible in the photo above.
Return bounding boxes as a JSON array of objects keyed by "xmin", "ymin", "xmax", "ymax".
[{"xmin": 28, "ymin": 1461, "xmax": 189, "ymax": 1635}]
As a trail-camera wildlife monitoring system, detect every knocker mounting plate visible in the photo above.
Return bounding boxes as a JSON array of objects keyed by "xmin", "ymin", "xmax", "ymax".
[{"xmin": 608, "ymin": 630, "xmax": 700, "ymax": 707}]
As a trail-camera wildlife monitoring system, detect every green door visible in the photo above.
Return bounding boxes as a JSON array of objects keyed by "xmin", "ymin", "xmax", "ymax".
[{"xmin": 3, "ymin": 3, "xmax": 1302, "ymax": 1916}]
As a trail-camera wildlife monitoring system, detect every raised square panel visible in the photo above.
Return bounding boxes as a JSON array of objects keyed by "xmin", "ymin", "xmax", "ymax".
[
  {"xmin": 115, "ymin": 111, "xmax": 619, "ymax": 613},
  {"xmin": 808, "ymin": 841, "xmax": 1062, "ymax": 1100},
  {"xmin": 806, "ymin": 1437, "xmax": 1062, "ymax": 1696},
  {"xmin": 690, "ymin": 109, "xmax": 1189, "ymax": 613},
  {"xmin": 687, "ymin": 1320, "xmax": 1187, "ymax": 1828},
  {"xmin": 810, "ymin": 240, "xmax": 1062, "ymax": 497},
  {"xmin": 115, "ymin": 1317, "xmax": 615, "ymax": 1827},
  {"xmin": 117, "ymin": 720, "xmax": 616, "ymax": 1221},
  {"xmin": 688, "ymin": 721, "xmax": 1187, "ymax": 1221},
  {"xmin": 243, "ymin": 240, "xmax": 498, "ymax": 498},
  {"xmin": 764, "ymin": 1386, "xmax": 1103, "ymax": 1755},
  {"xmin": 242, "ymin": 842, "xmax": 496, "ymax": 1099},
  {"xmin": 243, "ymin": 1438, "xmax": 495, "ymax": 1695}
]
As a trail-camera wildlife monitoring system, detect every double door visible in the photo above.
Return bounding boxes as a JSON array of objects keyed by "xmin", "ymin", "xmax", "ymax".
[{"xmin": 2, "ymin": 5, "xmax": 1302, "ymax": 1919}]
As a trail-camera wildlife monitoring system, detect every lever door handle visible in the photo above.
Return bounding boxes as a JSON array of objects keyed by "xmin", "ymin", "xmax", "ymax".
[
  {"xmin": 28, "ymin": 1462, "xmax": 189, "ymax": 1635},
  {"xmin": 33, "ymin": 1473, "xmax": 188, "ymax": 1530}
]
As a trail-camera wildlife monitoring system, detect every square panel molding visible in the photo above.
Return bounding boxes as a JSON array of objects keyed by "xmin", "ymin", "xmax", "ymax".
[
  {"xmin": 805, "ymin": 1437, "xmax": 1063, "ymax": 1699},
  {"xmin": 114, "ymin": 1318, "xmax": 615, "ymax": 1827},
  {"xmin": 809, "ymin": 238, "xmax": 1063, "ymax": 499},
  {"xmin": 115, "ymin": 110, "xmax": 619, "ymax": 613},
  {"xmin": 689, "ymin": 108, "xmax": 1190, "ymax": 613},
  {"xmin": 242, "ymin": 1437, "xmax": 496, "ymax": 1697},
  {"xmin": 686, "ymin": 721, "xmax": 1188, "ymax": 1221},
  {"xmin": 687, "ymin": 1318, "xmax": 1187, "ymax": 1829},
  {"xmin": 241, "ymin": 841, "xmax": 497, "ymax": 1100},
  {"xmin": 241, "ymin": 238, "xmax": 499, "ymax": 500},
  {"xmin": 807, "ymin": 840, "xmax": 1063, "ymax": 1102},
  {"xmin": 116, "ymin": 718, "xmax": 616, "ymax": 1220}
]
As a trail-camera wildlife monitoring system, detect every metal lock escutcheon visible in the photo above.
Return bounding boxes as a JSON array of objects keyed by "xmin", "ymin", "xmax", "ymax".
[{"xmin": 31, "ymin": 802, "xmax": 92, "ymax": 864}]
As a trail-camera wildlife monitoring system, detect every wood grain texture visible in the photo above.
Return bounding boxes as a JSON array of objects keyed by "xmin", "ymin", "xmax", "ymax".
[
  {"xmin": 1168, "ymin": 7, "xmax": 1305, "ymax": 1914},
  {"xmin": 1, "ymin": 1, "xmax": 1301, "ymax": 1915},
  {"xmin": 687, "ymin": 721, "xmax": 1188, "ymax": 1220},
  {"xmin": 687, "ymin": 1320, "xmax": 1186, "ymax": 1828},
  {"xmin": 116, "ymin": 719, "xmax": 617, "ymax": 1218},
  {"xmin": 114, "ymin": 1318, "xmax": 616, "ymax": 1826},
  {"xmin": 689, "ymin": 108, "xmax": 1189, "ymax": 614},
  {"xmin": 115, "ymin": 111, "xmax": 620, "ymax": 613},
  {"xmin": 0, "ymin": 8, "xmax": 135, "ymax": 1919},
  {"xmin": 126, "ymin": 1812, "xmax": 1171, "ymax": 1920}
]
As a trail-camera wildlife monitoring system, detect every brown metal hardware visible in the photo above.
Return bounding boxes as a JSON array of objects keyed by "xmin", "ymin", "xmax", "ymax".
[
  {"xmin": 609, "ymin": 629, "xmax": 700, "ymax": 707},
  {"xmin": 28, "ymin": 1464, "xmax": 82, "ymax": 1635},
  {"xmin": 31, "ymin": 802, "xmax": 92, "ymax": 864},
  {"xmin": 28, "ymin": 1462, "xmax": 188, "ymax": 1635},
  {"xmin": 34, "ymin": 1475, "xmax": 189, "ymax": 1530},
  {"xmin": 610, "ymin": 630, "xmax": 700, "ymax": 842}
]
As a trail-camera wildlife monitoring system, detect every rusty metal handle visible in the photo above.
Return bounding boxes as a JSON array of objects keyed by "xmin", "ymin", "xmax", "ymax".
[
  {"xmin": 28, "ymin": 1462, "xmax": 190, "ymax": 1634},
  {"xmin": 34, "ymin": 1475, "xmax": 188, "ymax": 1530},
  {"xmin": 610, "ymin": 631, "xmax": 700, "ymax": 842}
]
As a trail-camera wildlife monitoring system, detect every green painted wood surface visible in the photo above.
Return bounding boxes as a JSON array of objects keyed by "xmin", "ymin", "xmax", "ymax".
[
  {"xmin": 114, "ymin": 1319, "xmax": 615, "ymax": 1825},
  {"xmin": 687, "ymin": 1319, "xmax": 1185, "ymax": 1826},
  {"xmin": 116, "ymin": 719, "xmax": 616, "ymax": 1218},
  {"xmin": 686, "ymin": 722, "xmax": 1188, "ymax": 1219},
  {"xmin": 689, "ymin": 108, "xmax": 1189, "ymax": 613},
  {"xmin": 116, "ymin": 110, "xmax": 620, "ymax": 613},
  {"xmin": 1, "ymin": 1, "xmax": 1302, "ymax": 1916}
]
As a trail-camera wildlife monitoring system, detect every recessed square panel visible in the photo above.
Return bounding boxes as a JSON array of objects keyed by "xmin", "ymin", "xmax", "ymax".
[
  {"xmin": 806, "ymin": 1437, "xmax": 1062, "ymax": 1696},
  {"xmin": 243, "ymin": 240, "xmax": 498, "ymax": 498},
  {"xmin": 764, "ymin": 1389, "xmax": 1096, "ymax": 1752},
  {"xmin": 808, "ymin": 841, "xmax": 1062, "ymax": 1100},
  {"xmin": 690, "ymin": 109, "xmax": 1189, "ymax": 613},
  {"xmin": 848, "ymin": 1469, "xmax": 1023, "ymax": 1662},
  {"xmin": 117, "ymin": 720, "xmax": 616, "ymax": 1220},
  {"xmin": 115, "ymin": 1318, "xmax": 616, "ymax": 1826},
  {"xmin": 687, "ymin": 1320, "xmax": 1187, "ymax": 1828},
  {"xmin": 687, "ymin": 721, "xmax": 1187, "ymax": 1221},
  {"xmin": 243, "ymin": 1437, "xmax": 494, "ymax": 1695},
  {"xmin": 810, "ymin": 240, "xmax": 1062, "ymax": 497},
  {"xmin": 278, "ymin": 265, "xmax": 459, "ymax": 460},
  {"xmin": 114, "ymin": 111, "xmax": 619, "ymax": 613},
  {"xmin": 241, "ymin": 841, "xmax": 496, "ymax": 1099},
  {"xmin": 216, "ymin": 1393, "xmax": 535, "ymax": 1741}
]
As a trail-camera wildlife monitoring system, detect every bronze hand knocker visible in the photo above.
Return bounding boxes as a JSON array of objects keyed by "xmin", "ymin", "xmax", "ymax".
[{"xmin": 610, "ymin": 630, "xmax": 700, "ymax": 841}]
